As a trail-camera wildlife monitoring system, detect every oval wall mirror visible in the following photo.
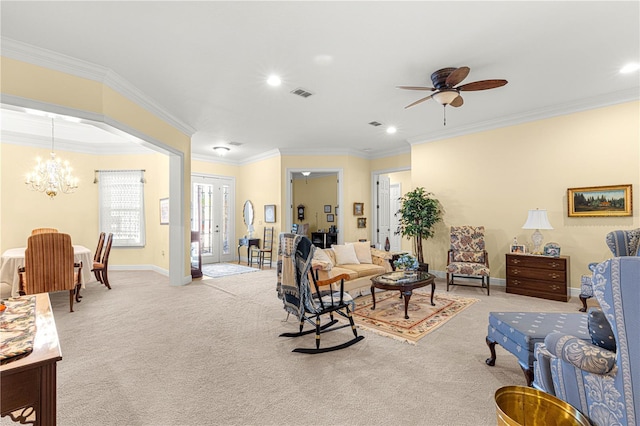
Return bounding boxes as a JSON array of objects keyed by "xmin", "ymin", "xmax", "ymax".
[{"xmin": 243, "ymin": 200, "xmax": 254, "ymax": 227}]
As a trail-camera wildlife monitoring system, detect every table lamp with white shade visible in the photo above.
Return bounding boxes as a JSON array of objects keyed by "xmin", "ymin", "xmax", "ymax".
[{"xmin": 522, "ymin": 208, "xmax": 553, "ymax": 254}]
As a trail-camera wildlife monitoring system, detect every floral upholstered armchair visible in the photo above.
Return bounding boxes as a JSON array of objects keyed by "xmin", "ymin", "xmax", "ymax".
[
  {"xmin": 446, "ymin": 225, "xmax": 490, "ymax": 295},
  {"xmin": 535, "ymin": 256, "xmax": 640, "ymax": 425},
  {"xmin": 579, "ymin": 228, "xmax": 640, "ymax": 311}
]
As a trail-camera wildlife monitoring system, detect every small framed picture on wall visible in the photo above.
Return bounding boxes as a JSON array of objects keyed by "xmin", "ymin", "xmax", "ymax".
[
  {"xmin": 357, "ymin": 217, "xmax": 367, "ymax": 228},
  {"xmin": 159, "ymin": 198, "xmax": 169, "ymax": 225},
  {"xmin": 264, "ymin": 204, "xmax": 276, "ymax": 223},
  {"xmin": 354, "ymin": 202, "xmax": 364, "ymax": 216}
]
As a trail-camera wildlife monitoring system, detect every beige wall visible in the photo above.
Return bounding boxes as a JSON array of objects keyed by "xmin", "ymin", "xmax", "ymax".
[
  {"xmin": 1, "ymin": 56, "xmax": 192, "ymax": 278},
  {"xmin": 0, "ymin": 144, "xmax": 170, "ymax": 269},
  {"xmin": 238, "ymin": 156, "xmax": 282, "ymax": 242},
  {"xmin": 411, "ymin": 101, "xmax": 639, "ymax": 289}
]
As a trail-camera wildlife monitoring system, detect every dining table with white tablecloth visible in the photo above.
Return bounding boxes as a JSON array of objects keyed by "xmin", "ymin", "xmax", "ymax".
[{"xmin": 0, "ymin": 245, "xmax": 94, "ymax": 298}]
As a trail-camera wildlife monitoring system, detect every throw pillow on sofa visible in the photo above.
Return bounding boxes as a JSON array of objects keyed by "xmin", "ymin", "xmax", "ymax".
[
  {"xmin": 351, "ymin": 241, "xmax": 373, "ymax": 264},
  {"xmin": 588, "ymin": 307, "xmax": 616, "ymax": 352},
  {"xmin": 332, "ymin": 244, "xmax": 360, "ymax": 265},
  {"xmin": 312, "ymin": 248, "xmax": 333, "ymax": 270}
]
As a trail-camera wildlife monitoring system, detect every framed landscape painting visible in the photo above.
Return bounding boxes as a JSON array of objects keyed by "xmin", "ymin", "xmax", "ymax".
[{"xmin": 567, "ymin": 184, "xmax": 632, "ymax": 217}]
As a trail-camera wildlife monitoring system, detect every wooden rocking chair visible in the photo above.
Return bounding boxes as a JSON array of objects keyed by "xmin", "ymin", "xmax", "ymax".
[{"xmin": 276, "ymin": 233, "xmax": 363, "ymax": 354}]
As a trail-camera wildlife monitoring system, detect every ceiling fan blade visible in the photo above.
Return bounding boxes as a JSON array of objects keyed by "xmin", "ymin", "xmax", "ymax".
[
  {"xmin": 445, "ymin": 66, "xmax": 470, "ymax": 87},
  {"xmin": 397, "ymin": 86, "xmax": 436, "ymax": 91},
  {"xmin": 457, "ymin": 79, "xmax": 508, "ymax": 91},
  {"xmin": 450, "ymin": 95, "xmax": 464, "ymax": 107},
  {"xmin": 404, "ymin": 94, "xmax": 434, "ymax": 109}
]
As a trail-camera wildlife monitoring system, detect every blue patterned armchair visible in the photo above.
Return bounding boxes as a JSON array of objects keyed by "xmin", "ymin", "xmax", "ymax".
[
  {"xmin": 536, "ymin": 256, "xmax": 640, "ymax": 425},
  {"xmin": 579, "ymin": 228, "xmax": 640, "ymax": 311}
]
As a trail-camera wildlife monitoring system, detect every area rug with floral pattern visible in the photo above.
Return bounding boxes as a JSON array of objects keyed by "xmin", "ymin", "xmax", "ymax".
[{"xmin": 350, "ymin": 290, "xmax": 479, "ymax": 344}]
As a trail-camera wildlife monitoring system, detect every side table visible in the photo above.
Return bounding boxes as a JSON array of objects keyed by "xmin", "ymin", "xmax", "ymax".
[{"xmin": 238, "ymin": 238, "xmax": 259, "ymax": 265}]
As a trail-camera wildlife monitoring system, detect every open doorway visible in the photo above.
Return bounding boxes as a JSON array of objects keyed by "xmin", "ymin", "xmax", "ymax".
[
  {"xmin": 372, "ymin": 167, "xmax": 411, "ymax": 251},
  {"xmin": 286, "ymin": 169, "xmax": 343, "ymax": 246}
]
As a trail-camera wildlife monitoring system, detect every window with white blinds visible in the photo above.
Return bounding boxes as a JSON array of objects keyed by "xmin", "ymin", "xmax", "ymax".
[{"xmin": 98, "ymin": 170, "xmax": 146, "ymax": 247}]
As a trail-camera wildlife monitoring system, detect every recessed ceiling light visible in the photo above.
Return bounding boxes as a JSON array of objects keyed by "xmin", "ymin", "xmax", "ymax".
[
  {"xmin": 301, "ymin": 171, "xmax": 311, "ymax": 176},
  {"xmin": 267, "ymin": 75, "xmax": 282, "ymax": 86},
  {"xmin": 386, "ymin": 126, "xmax": 397, "ymax": 134},
  {"xmin": 620, "ymin": 63, "xmax": 640, "ymax": 73}
]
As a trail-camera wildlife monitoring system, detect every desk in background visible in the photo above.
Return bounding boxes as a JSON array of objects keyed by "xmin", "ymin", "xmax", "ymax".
[
  {"xmin": 0, "ymin": 245, "xmax": 94, "ymax": 298},
  {"xmin": 237, "ymin": 238, "xmax": 259, "ymax": 265},
  {"xmin": 311, "ymin": 232, "xmax": 337, "ymax": 249}
]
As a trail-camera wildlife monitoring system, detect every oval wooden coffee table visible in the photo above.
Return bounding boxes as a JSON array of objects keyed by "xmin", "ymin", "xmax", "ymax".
[{"xmin": 370, "ymin": 271, "xmax": 436, "ymax": 319}]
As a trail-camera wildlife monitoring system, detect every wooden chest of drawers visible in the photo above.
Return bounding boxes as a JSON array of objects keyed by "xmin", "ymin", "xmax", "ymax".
[{"xmin": 505, "ymin": 254, "xmax": 570, "ymax": 302}]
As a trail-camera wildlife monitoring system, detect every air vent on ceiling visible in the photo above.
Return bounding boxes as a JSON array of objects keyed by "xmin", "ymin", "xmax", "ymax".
[
  {"xmin": 368, "ymin": 121, "xmax": 382, "ymax": 127},
  {"xmin": 291, "ymin": 88, "xmax": 314, "ymax": 98},
  {"xmin": 228, "ymin": 141, "xmax": 243, "ymax": 146}
]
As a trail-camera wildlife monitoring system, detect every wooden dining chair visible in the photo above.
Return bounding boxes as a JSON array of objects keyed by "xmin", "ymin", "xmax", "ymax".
[
  {"xmin": 18, "ymin": 232, "xmax": 82, "ymax": 312},
  {"xmin": 31, "ymin": 227, "xmax": 59, "ymax": 235},
  {"xmin": 92, "ymin": 232, "xmax": 113, "ymax": 289},
  {"xmin": 93, "ymin": 232, "xmax": 106, "ymax": 282},
  {"xmin": 250, "ymin": 227, "xmax": 274, "ymax": 269}
]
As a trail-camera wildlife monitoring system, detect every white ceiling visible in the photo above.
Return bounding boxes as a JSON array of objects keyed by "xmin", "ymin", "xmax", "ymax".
[{"xmin": 1, "ymin": 1, "xmax": 639, "ymax": 164}]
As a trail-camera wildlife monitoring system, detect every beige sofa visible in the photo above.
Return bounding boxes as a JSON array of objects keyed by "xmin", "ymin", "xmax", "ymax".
[{"xmin": 311, "ymin": 241, "xmax": 393, "ymax": 296}]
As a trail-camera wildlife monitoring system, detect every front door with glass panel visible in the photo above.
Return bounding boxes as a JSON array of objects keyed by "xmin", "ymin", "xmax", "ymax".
[{"xmin": 191, "ymin": 175, "xmax": 234, "ymax": 264}]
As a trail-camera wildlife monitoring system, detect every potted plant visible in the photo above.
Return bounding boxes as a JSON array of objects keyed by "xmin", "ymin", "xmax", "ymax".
[{"xmin": 395, "ymin": 187, "xmax": 442, "ymax": 268}]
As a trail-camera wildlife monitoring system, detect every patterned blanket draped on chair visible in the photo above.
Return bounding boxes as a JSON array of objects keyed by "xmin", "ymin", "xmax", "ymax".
[
  {"xmin": 276, "ymin": 233, "xmax": 315, "ymax": 320},
  {"xmin": 277, "ymin": 233, "xmax": 363, "ymax": 353}
]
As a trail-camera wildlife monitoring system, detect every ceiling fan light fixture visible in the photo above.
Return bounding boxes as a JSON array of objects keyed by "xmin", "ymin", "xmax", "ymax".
[
  {"xmin": 213, "ymin": 146, "xmax": 230, "ymax": 156},
  {"xmin": 432, "ymin": 90, "xmax": 459, "ymax": 105}
]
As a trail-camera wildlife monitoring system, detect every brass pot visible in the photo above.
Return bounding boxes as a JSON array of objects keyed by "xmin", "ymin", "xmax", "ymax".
[{"xmin": 495, "ymin": 386, "xmax": 591, "ymax": 426}]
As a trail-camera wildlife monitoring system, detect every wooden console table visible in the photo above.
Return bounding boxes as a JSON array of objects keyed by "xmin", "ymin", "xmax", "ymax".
[
  {"xmin": 237, "ymin": 238, "xmax": 259, "ymax": 264},
  {"xmin": 1, "ymin": 293, "xmax": 62, "ymax": 425},
  {"xmin": 505, "ymin": 253, "xmax": 570, "ymax": 302}
]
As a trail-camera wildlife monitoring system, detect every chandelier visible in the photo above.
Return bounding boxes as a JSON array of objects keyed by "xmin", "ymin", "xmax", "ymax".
[{"xmin": 25, "ymin": 118, "xmax": 78, "ymax": 198}]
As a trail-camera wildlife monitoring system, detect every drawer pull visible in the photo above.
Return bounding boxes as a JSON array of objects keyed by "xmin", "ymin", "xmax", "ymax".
[
  {"xmin": 512, "ymin": 259, "xmax": 521, "ymax": 264},
  {"xmin": 512, "ymin": 269, "xmax": 520, "ymax": 275},
  {"xmin": 550, "ymin": 262, "xmax": 560, "ymax": 269},
  {"xmin": 549, "ymin": 273, "xmax": 560, "ymax": 279},
  {"xmin": 550, "ymin": 285, "xmax": 560, "ymax": 291},
  {"xmin": 512, "ymin": 280, "xmax": 520, "ymax": 286}
]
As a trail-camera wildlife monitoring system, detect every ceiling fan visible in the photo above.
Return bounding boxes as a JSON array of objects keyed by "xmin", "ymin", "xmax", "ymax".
[{"xmin": 397, "ymin": 66, "xmax": 507, "ymax": 124}]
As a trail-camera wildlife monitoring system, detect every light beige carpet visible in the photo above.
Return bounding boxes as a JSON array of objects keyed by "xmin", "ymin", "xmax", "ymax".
[
  {"xmin": 351, "ymin": 290, "xmax": 479, "ymax": 344},
  {"xmin": 36, "ymin": 269, "xmax": 592, "ymax": 426}
]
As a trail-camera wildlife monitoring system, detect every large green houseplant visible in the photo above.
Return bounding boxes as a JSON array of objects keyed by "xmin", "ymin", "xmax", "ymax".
[{"xmin": 395, "ymin": 187, "xmax": 442, "ymax": 265}]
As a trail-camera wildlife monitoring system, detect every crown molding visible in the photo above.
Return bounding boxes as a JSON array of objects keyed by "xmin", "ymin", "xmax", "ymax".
[
  {"xmin": 1, "ymin": 130, "xmax": 152, "ymax": 155},
  {"xmin": 1, "ymin": 38, "xmax": 196, "ymax": 137},
  {"xmin": 408, "ymin": 89, "xmax": 639, "ymax": 145}
]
